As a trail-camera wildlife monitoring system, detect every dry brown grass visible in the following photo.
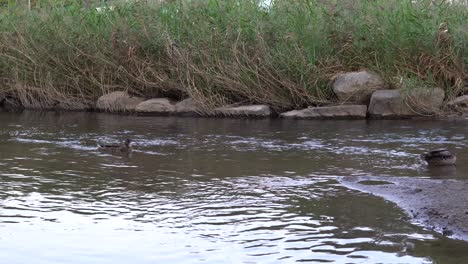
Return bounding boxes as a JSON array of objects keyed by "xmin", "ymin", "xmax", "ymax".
[{"xmin": 0, "ymin": 0, "xmax": 466, "ymax": 113}]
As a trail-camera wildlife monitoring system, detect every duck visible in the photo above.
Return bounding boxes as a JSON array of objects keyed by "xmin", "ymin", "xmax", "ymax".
[
  {"xmin": 421, "ymin": 148, "xmax": 456, "ymax": 166},
  {"xmin": 98, "ymin": 139, "xmax": 133, "ymax": 153}
]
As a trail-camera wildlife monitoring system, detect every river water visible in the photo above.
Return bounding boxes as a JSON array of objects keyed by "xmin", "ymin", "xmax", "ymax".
[{"xmin": 0, "ymin": 111, "xmax": 467, "ymax": 264}]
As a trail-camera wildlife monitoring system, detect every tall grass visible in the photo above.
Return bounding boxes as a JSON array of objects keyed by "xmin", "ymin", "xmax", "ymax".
[{"xmin": 0, "ymin": 0, "xmax": 466, "ymax": 111}]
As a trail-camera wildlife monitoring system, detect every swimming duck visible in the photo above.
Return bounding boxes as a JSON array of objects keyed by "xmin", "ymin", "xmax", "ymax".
[
  {"xmin": 98, "ymin": 139, "xmax": 133, "ymax": 153},
  {"xmin": 421, "ymin": 149, "xmax": 456, "ymax": 166}
]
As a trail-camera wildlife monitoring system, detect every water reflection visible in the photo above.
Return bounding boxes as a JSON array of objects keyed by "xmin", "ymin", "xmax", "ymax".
[
  {"xmin": 0, "ymin": 112, "xmax": 467, "ymax": 263},
  {"xmin": 426, "ymin": 165, "xmax": 458, "ymax": 178}
]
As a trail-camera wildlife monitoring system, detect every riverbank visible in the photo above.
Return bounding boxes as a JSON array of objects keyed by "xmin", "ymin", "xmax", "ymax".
[
  {"xmin": 4, "ymin": 80, "xmax": 468, "ymax": 120},
  {"xmin": 341, "ymin": 176, "xmax": 468, "ymax": 241},
  {"xmin": 0, "ymin": 0, "xmax": 466, "ymax": 114}
]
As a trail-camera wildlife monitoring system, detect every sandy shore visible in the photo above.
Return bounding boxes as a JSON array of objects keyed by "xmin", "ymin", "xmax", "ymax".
[{"xmin": 340, "ymin": 175, "xmax": 468, "ymax": 241}]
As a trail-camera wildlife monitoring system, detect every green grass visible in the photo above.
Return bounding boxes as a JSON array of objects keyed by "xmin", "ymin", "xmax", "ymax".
[{"xmin": 0, "ymin": 0, "xmax": 466, "ymax": 111}]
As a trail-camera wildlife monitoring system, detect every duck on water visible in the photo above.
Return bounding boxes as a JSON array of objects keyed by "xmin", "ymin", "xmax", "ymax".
[
  {"xmin": 422, "ymin": 149, "xmax": 456, "ymax": 166},
  {"xmin": 98, "ymin": 139, "xmax": 133, "ymax": 153}
]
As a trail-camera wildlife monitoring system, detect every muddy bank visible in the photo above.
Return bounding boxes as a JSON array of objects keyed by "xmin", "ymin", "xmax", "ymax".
[{"xmin": 340, "ymin": 175, "xmax": 468, "ymax": 241}]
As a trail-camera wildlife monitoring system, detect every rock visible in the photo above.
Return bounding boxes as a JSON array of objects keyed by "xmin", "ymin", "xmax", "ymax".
[
  {"xmin": 96, "ymin": 91, "xmax": 144, "ymax": 112},
  {"xmin": 368, "ymin": 90, "xmax": 413, "ymax": 117},
  {"xmin": 332, "ymin": 71, "xmax": 386, "ymax": 104},
  {"xmin": 175, "ymin": 98, "xmax": 199, "ymax": 115},
  {"xmin": 447, "ymin": 95, "xmax": 468, "ymax": 108},
  {"xmin": 368, "ymin": 88, "xmax": 445, "ymax": 118},
  {"xmin": 280, "ymin": 105, "xmax": 367, "ymax": 119},
  {"xmin": 135, "ymin": 98, "xmax": 176, "ymax": 113},
  {"xmin": 407, "ymin": 87, "xmax": 445, "ymax": 114},
  {"xmin": 214, "ymin": 105, "xmax": 272, "ymax": 117}
]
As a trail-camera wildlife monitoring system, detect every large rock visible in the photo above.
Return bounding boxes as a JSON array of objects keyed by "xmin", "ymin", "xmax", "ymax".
[
  {"xmin": 368, "ymin": 88, "xmax": 445, "ymax": 117},
  {"xmin": 96, "ymin": 91, "xmax": 144, "ymax": 112},
  {"xmin": 280, "ymin": 105, "xmax": 367, "ymax": 119},
  {"xmin": 368, "ymin": 90, "xmax": 412, "ymax": 117},
  {"xmin": 333, "ymin": 71, "xmax": 386, "ymax": 104},
  {"xmin": 135, "ymin": 98, "xmax": 176, "ymax": 113},
  {"xmin": 175, "ymin": 98, "xmax": 199, "ymax": 115},
  {"xmin": 447, "ymin": 95, "xmax": 468, "ymax": 108},
  {"xmin": 214, "ymin": 105, "xmax": 272, "ymax": 117}
]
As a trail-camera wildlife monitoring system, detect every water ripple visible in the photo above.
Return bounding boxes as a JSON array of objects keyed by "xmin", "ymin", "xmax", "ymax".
[{"xmin": 1, "ymin": 114, "xmax": 468, "ymax": 263}]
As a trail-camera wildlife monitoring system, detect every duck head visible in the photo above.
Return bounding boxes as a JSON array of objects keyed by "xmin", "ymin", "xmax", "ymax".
[
  {"xmin": 422, "ymin": 149, "xmax": 456, "ymax": 166},
  {"xmin": 124, "ymin": 139, "xmax": 133, "ymax": 148}
]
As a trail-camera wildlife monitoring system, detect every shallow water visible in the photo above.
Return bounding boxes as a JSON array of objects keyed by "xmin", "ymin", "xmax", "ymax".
[{"xmin": 1, "ymin": 112, "xmax": 468, "ymax": 263}]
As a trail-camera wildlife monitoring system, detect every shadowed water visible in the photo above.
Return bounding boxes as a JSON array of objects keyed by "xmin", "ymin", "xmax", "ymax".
[{"xmin": 1, "ymin": 112, "xmax": 468, "ymax": 264}]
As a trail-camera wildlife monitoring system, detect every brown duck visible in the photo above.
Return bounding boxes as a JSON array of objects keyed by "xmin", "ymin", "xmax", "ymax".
[
  {"xmin": 98, "ymin": 139, "xmax": 133, "ymax": 153},
  {"xmin": 421, "ymin": 149, "xmax": 456, "ymax": 166}
]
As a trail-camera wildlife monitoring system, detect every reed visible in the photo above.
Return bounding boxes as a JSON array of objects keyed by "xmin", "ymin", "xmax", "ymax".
[{"xmin": 0, "ymin": 0, "xmax": 466, "ymax": 111}]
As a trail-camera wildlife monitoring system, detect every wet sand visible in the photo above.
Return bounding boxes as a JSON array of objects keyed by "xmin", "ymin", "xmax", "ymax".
[{"xmin": 340, "ymin": 175, "xmax": 468, "ymax": 241}]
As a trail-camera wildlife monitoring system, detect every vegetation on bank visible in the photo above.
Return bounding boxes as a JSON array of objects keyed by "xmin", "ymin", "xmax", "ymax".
[{"xmin": 0, "ymin": 0, "xmax": 466, "ymax": 111}]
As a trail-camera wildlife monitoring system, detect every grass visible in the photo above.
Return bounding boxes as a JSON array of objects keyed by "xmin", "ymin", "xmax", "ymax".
[{"xmin": 0, "ymin": 0, "xmax": 466, "ymax": 112}]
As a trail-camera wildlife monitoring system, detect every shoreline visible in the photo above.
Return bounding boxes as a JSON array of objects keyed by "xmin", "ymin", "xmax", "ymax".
[
  {"xmin": 2, "ymin": 68, "xmax": 466, "ymax": 119},
  {"xmin": 340, "ymin": 176, "xmax": 468, "ymax": 241},
  {"xmin": 1, "ymin": 107, "xmax": 467, "ymax": 121}
]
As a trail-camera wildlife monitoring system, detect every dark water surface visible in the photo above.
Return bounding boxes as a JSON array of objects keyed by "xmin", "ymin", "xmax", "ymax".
[{"xmin": 1, "ymin": 112, "xmax": 468, "ymax": 264}]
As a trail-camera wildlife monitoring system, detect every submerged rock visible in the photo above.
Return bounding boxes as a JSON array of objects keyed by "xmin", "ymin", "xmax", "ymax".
[
  {"xmin": 96, "ymin": 91, "xmax": 144, "ymax": 112},
  {"xmin": 280, "ymin": 105, "xmax": 367, "ymax": 119},
  {"xmin": 368, "ymin": 88, "xmax": 445, "ymax": 118},
  {"xmin": 214, "ymin": 105, "xmax": 272, "ymax": 117},
  {"xmin": 135, "ymin": 98, "xmax": 176, "ymax": 113},
  {"xmin": 332, "ymin": 71, "xmax": 386, "ymax": 104}
]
